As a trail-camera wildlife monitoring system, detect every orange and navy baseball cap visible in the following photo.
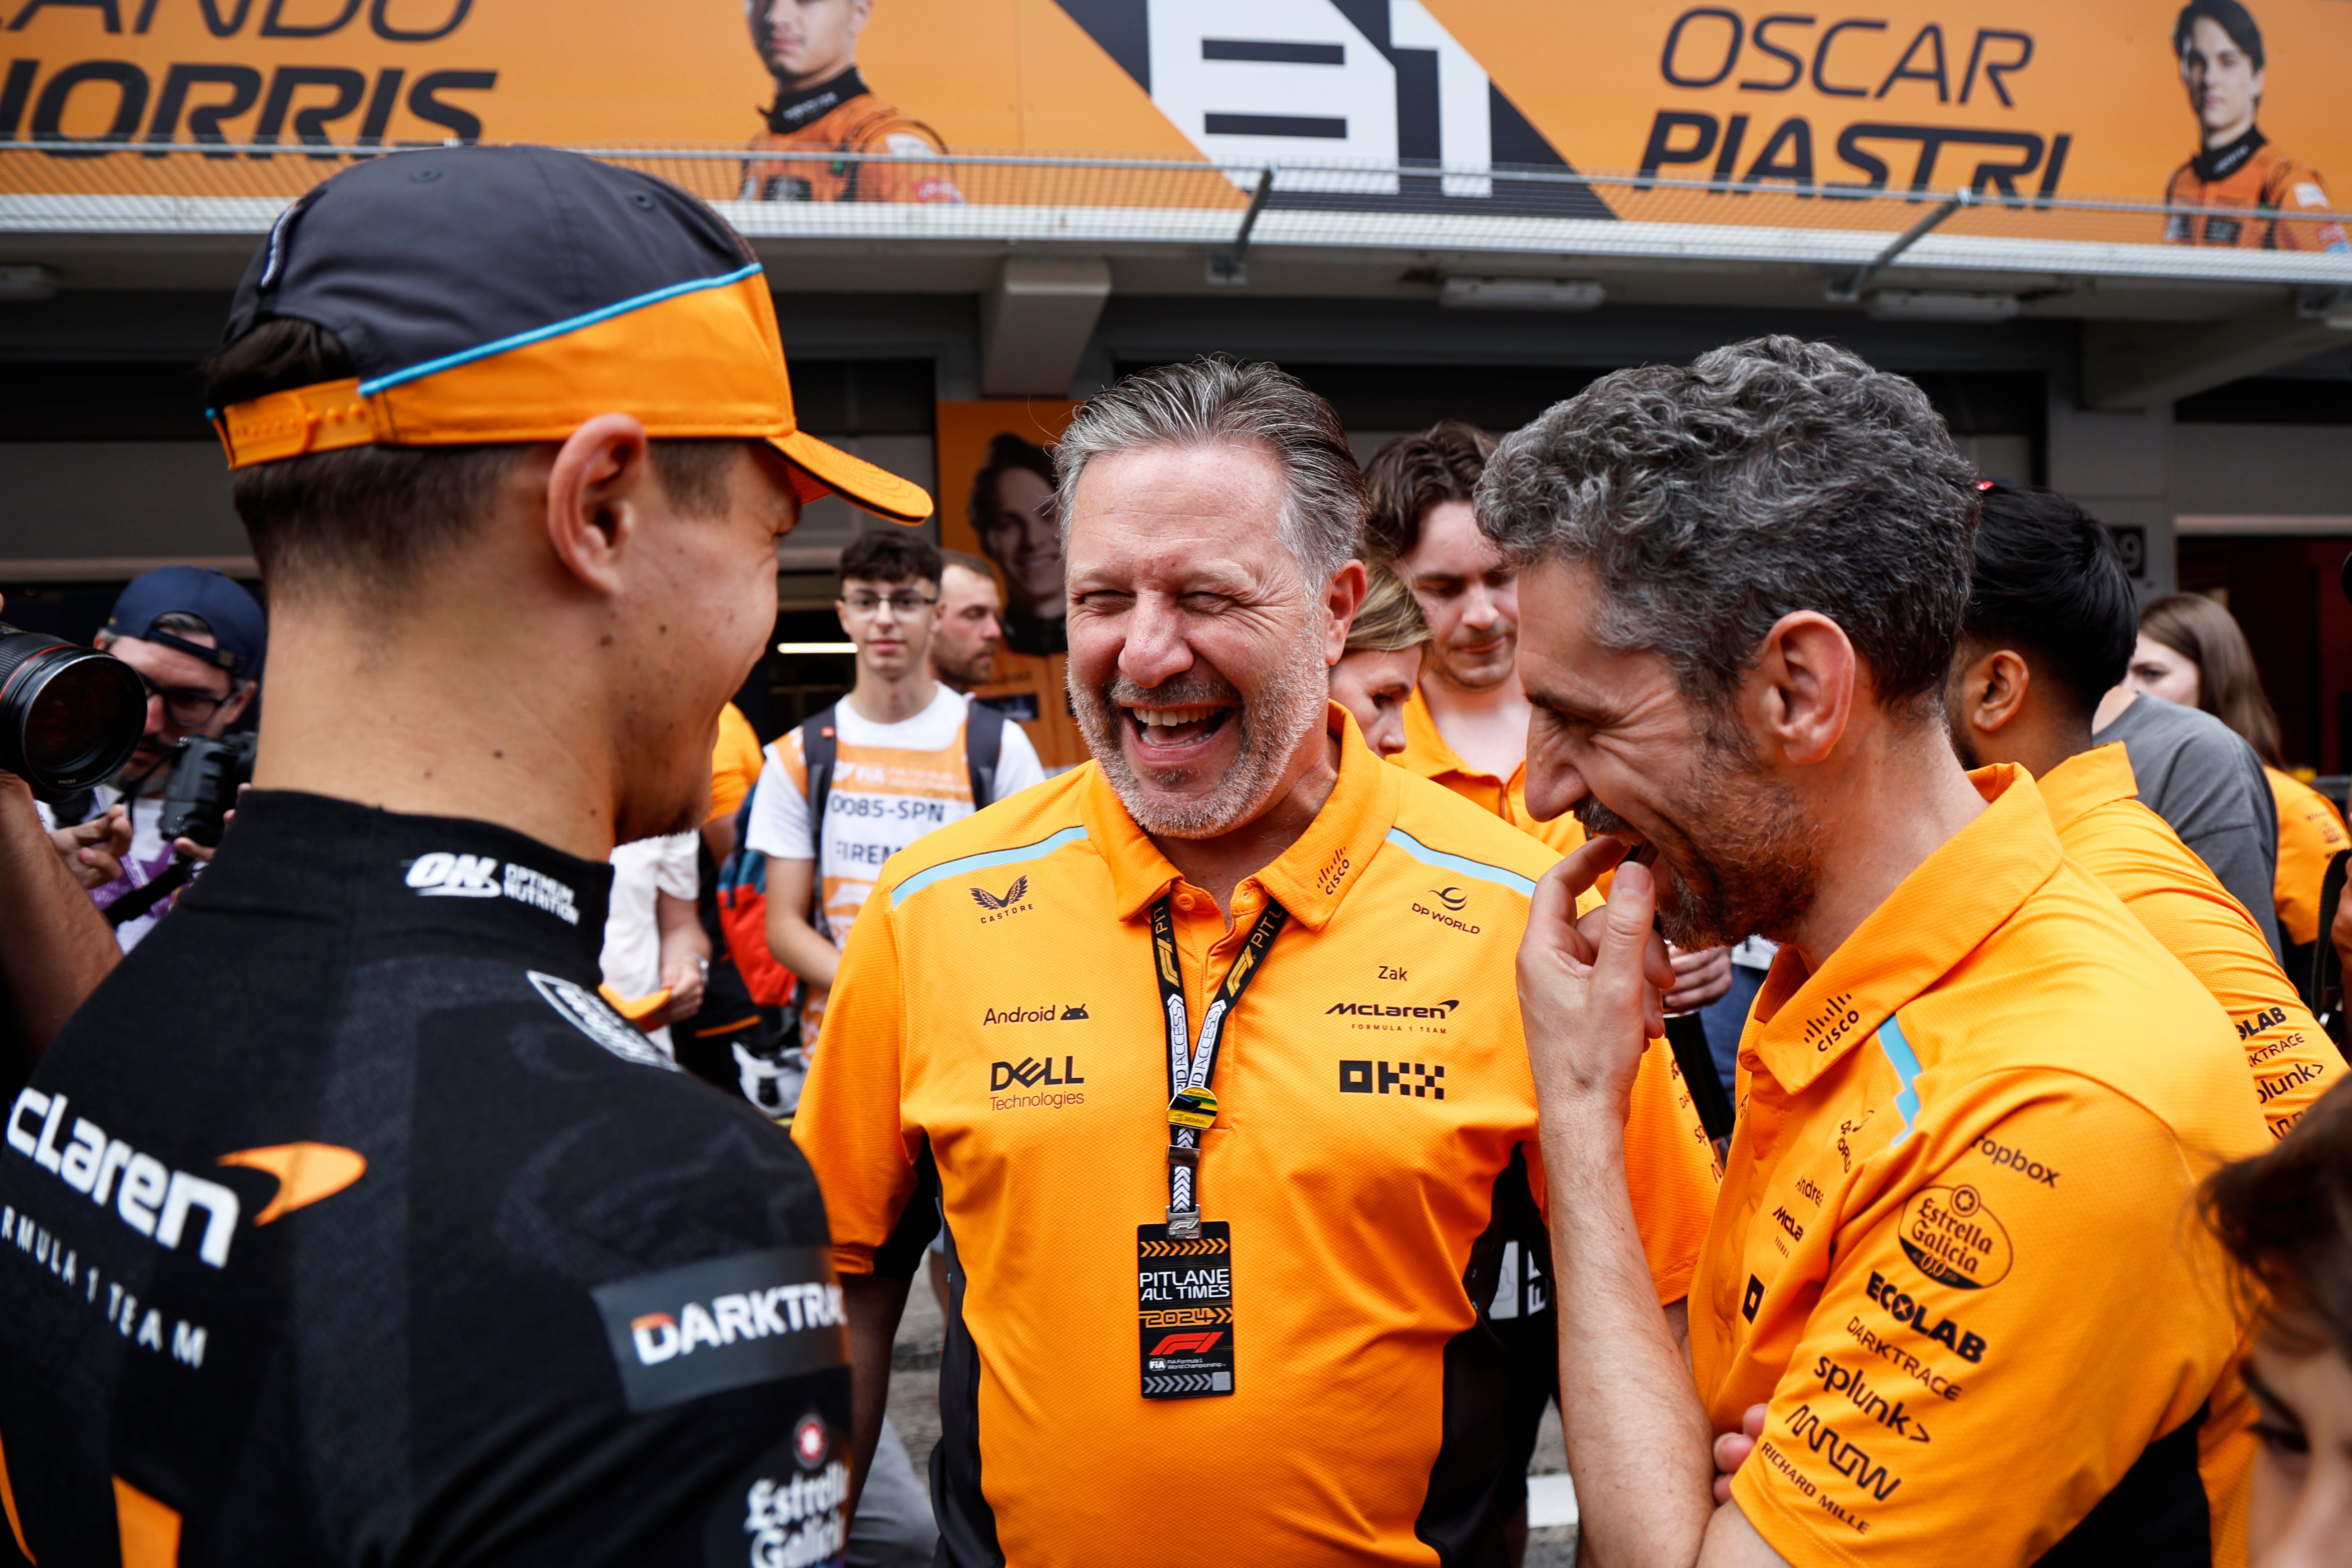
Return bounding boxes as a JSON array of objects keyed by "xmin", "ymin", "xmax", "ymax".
[{"xmin": 209, "ymin": 144, "xmax": 931, "ymax": 524}]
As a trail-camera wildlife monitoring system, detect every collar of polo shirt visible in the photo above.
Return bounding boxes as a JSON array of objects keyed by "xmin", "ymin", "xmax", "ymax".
[{"xmin": 1739, "ymin": 763, "xmax": 2057, "ymax": 1095}]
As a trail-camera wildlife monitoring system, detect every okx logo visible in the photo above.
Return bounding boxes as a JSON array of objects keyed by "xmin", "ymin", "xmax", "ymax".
[{"xmin": 1339, "ymin": 1060, "xmax": 1447, "ymax": 1099}]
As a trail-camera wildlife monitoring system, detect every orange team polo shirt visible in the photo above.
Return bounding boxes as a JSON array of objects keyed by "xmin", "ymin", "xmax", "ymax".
[
  {"xmin": 2267, "ymin": 766, "xmax": 2349, "ymax": 947},
  {"xmin": 794, "ymin": 704, "xmax": 1718, "ymax": 1568},
  {"xmin": 2044, "ymin": 744, "xmax": 2340, "ymax": 1141},
  {"xmin": 1394, "ymin": 685, "xmax": 1587, "ymax": 856},
  {"xmin": 1699, "ymin": 765, "xmax": 2268, "ymax": 1568},
  {"xmin": 707, "ymin": 701, "xmax": 765, "ymax": 824}
]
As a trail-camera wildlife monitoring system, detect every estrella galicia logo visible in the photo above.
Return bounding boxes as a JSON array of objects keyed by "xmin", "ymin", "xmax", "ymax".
[
  {"xmin": 990, "ymin": 1055, "xmax": 1085, "ymax": 1089},
  {"xmin": 591, "ymin": 1246, "xmax": 849, "ymax": 1415},
  {"xmin": 1339, "ymin": 1060, "xmax": 1446, "ymax": 1099},
  {"xmin": 969, "ymin": 875, "xmax": 1034, "ymax": 924}
]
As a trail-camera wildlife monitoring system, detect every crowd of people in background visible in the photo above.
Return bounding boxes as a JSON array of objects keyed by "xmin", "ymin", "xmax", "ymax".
[{"xmin": 7, "ymin": 141, "xmax": 2352, "ymax": 1568}]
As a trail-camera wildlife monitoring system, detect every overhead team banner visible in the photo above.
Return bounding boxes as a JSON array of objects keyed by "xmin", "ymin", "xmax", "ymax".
[{"xmin": 5, "ymin": 0, "xmax": 2350, "ymax": 240}]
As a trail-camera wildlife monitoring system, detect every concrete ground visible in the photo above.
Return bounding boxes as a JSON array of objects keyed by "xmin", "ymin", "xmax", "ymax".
[{"xmin": 888, "ymin": 1273, "xmax": 1577, "ymax": 1565}]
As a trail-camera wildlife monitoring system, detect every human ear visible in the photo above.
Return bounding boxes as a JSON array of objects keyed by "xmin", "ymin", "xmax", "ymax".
[
  {"xmin": 1321, "ymin": 559, "xmax": 1368, "ymax": 669},
  {"xmin": 1971, "ymin": 650, "xmax": 2031, "ymax": 736},
  {"xmin": 1753, "ymin": 611, "xmax": 1855, "ymax": 766},
  {"xmin": 544, "ymin": 413, "xmax": 654, "ymax": 598}
]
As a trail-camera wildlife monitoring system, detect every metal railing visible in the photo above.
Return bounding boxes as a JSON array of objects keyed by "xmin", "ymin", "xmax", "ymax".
[{"xmin": 5, "ymin": 140, "xmax": 2350, "ymax": 290}]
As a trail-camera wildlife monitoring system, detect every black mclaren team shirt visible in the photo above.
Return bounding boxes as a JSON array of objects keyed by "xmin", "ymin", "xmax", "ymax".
[{"xmin": 0, "ymin": 792, "xmax": 852, "ymax": 1567}]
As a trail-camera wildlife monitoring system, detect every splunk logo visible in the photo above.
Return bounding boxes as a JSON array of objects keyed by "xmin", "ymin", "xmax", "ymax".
[
  {"xmin": 404, "ymin": 852, "xmax": 579, "ymax": 925},
  {"xmin": 628, "ymin": 1280, "xmax": 845, "ymax": 1366}
]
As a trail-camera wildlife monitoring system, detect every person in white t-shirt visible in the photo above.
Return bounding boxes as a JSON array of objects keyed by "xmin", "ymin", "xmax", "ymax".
[
  {"xmin": 598, "ymin": 830, "xmax": 708, "ymax": 1060},
  {"xmin": 745, "ymin": 530, "xmax": 1045, "ymax": 1054}
]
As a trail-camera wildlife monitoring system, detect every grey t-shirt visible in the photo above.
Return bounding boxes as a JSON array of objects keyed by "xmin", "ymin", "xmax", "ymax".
[{"xmin": 2092, "ymin": 692, "xmax": 2283, "ymax": 959}]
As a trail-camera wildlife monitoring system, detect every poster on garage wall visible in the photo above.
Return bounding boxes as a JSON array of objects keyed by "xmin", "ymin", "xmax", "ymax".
[{"xmin": 3, "ymin": 0, "xmax": 2347, "ymax": 244}]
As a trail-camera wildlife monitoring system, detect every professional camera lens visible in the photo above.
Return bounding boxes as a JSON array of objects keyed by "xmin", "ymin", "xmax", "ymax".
[{"xmin": 0, "ymin": 625, "xmax": 147, "ymax": 794}]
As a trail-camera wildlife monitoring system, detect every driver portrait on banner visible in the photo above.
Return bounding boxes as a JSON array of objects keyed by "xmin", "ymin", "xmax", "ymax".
[
  {"xmin": 2163, "ymin": 0, "xmax": 2347, "ymax": 250},
  {"xmin": 740, "ymin": 0, "xmax": 964, "ymax": 204}
]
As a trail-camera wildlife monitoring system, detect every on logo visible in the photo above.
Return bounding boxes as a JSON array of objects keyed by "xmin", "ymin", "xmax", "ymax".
[{"xmin": 406, "ymin": 852, "xmax": 500, "ymax": 897}]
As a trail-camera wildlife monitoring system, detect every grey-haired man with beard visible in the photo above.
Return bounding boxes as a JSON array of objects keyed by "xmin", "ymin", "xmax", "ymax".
[
  {"xmin": 791, "ymin": 358, "xmax": 1718, "ymax": 1567},
  {"xmin": 1496, "ymin": 337, "xmax": 2267, "ymax": 1566}
]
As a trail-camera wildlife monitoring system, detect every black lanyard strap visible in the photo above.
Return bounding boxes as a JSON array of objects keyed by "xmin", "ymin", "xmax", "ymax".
[{"xmin": 1149, "ymin": 894, "xmax": 1288, "ymax": 1238}]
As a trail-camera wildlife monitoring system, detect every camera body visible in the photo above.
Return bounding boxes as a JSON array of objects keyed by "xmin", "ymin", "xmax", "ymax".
[{"xmin": 158, "ymin": 732, "xmax": 256, "ymax": 848}]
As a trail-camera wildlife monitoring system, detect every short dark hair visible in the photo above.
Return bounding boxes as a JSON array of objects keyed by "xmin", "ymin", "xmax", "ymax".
[
  {"xmin": 968, "ymin": 434, "xmax": 1055, "ymax": 531},
  {"xmin": 2176, "ymin": 0, "xmax": 2264, "ymax": 70},
  {"xmin": 1479, "ymin": 336, "xmax": 1978, "ymax": 719},
  {"xmin": 2204, "ymin": 1079, "xmax": 2352, "ymax": 1364},
  {"xmin": 838, "ymin": 529, "xmax": 941, "ymax": 590},
  {"xmin": 1362, "ymin": 421, "xmax": 1496, "ymax": 563},
  {"xmin": 205, "ymin": 317, "xmax": 750, "ymax": 606},
  {"xmin": 1960, "ymin": 487, "xmax": 2137, "ymax": 719}
]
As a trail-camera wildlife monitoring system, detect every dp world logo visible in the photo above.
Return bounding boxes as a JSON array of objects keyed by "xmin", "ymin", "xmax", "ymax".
[{"xmin": 1430, "ymin": 886, "xmax": 1467, "ymax": 912}]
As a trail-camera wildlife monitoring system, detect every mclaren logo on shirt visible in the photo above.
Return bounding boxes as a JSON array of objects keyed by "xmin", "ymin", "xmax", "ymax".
[
  {"xmin": 593, "ymin": 1246, "xmax": 849, "ymax": 1415},
  {"xmin": 405, "ymin": 852, "xmax": 580, "ymax": 926}
]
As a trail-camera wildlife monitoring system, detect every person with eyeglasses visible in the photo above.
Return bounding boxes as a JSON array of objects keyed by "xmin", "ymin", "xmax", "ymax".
[
  {"xmin": 746, "ymin": 529, "xmax": 1046, "ymax": 1064},
  {"xmin": 41, "ymin": 567, "xmax": 264, "ymax": 950},
  {"xmin": 740, "ymin": 526, "xmax": 1043, "ymax": 1566}
]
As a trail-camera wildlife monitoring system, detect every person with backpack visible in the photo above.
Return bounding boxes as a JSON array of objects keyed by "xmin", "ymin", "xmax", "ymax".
[{"xmin": 744, "ymin": 530, "xmax": 1047, "ymax": 1061}]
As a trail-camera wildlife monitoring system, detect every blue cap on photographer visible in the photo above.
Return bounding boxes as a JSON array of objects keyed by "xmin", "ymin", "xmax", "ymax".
[{"xmin": 103, "ymin": 566, "xmax": 266, "ymax": 679}]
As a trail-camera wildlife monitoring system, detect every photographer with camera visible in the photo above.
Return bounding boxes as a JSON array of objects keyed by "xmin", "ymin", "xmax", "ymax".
[{"xmin": 44, "ymin": 567, "xmax": 263, "ymax": 949}]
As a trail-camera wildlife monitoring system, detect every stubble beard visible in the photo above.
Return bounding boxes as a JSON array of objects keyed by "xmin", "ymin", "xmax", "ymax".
[
  {"xmin": 1573, "ymin": 741, "xmax": 1823, "ymax": 950},
  {"xmin": 1073, "ymin": 635, "xmax": 1330, "ymax": 840}
]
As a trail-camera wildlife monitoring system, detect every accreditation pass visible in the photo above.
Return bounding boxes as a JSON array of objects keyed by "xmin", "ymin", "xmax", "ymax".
[{"xmin": 1136, "ymin": 1222, "xmax": 1234, "ymax": 1398}]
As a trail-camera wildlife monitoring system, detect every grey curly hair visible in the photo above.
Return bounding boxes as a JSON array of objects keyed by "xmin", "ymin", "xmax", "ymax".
[
  {"xmin": 1476, "ymin": 336, "xmax": 1979, "ymax": 718},
  {"xmin": 1053, "ymin": 356, "xmax": 1365, "ymax": 586}
]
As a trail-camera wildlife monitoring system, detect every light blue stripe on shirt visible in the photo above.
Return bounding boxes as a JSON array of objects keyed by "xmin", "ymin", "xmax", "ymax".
[
  {"xmin": 1877, "ymin": 1014, "xmax": 1925, "ymax": 1146},
  {"xmin": 1381, "ymin": 827, "xmax": 1539, "ymax": 897},
  {"xmin": 890, "ymin": 825, "xmax": 1090, "ymax": 908}
]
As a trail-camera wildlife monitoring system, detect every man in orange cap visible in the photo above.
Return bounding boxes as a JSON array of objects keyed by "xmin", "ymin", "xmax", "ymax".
[{"xmin": 0, "ymin": 144, "xmax": 931, "ymax": 1562}]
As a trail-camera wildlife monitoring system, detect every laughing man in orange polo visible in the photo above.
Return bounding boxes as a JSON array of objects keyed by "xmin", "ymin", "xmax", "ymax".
[
  {"xmin": 792, "ymin": 360, "xmax": 1718, "ymax": 1568},
  {"xmin": 1489, "ymin": 338, "xmax": 2270, "ymax": 1566}
]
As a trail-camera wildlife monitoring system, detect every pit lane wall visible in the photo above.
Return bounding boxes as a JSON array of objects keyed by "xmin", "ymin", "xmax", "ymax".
[{"xmin": 3, "ymin": 0, "xmax": 2350, "ymax": 244}]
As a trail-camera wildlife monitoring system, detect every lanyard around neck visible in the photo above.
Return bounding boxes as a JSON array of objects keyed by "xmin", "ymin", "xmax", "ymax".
[{"xmin": 1149, "ymin": 892, "xmax": 1288, "ymax": 1237}]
